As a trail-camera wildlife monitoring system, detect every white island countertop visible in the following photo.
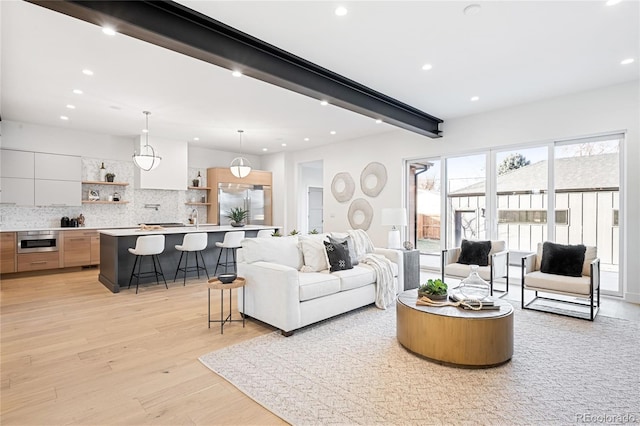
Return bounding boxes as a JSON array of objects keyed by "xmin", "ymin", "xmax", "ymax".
[{"xmin": 98, "ymin": 224, "xmax": 279, "ymax": 237}]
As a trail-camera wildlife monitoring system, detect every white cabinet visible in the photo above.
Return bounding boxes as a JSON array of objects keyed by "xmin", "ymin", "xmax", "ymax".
[
  {"xmin": 0, "ymin": 177, "xmax": 35, "ymax": 205},
  {"xmin": 0, "ymin": 150, "xmax": 81, "ymax": 206},
  {"xmin": 35, "ymin": 180, "xmax": 81, "ymax": 206},
  {"xmin": 0, "ymin": 150, "xmax": 35, "ymax": 205},
  {"xmin": 34, "ymin": 153, "xmax": 81, "ymax": 181},
  {"xmin": 134, "ymin": 136, "xmax": 187, "ymax": 191},
  {"xmin": 1, "ymin": 150, "xmax": 34, "ymax": 178}
]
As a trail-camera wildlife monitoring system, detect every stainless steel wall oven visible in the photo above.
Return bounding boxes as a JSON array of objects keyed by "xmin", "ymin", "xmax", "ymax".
[{"xmin": 17, "ymin": 231, "xmax": 59, "ymax": 253}]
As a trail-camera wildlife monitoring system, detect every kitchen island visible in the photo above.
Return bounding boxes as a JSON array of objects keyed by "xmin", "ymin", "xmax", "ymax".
[{"xmin": 98, "ymin": 225, "xmax": 278, "ymax": 293}]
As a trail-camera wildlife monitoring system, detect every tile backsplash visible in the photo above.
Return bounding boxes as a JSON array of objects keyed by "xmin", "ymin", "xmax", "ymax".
[{"xmin": 0, "ymin": 158, "xmax": 210, "ymax": 230}]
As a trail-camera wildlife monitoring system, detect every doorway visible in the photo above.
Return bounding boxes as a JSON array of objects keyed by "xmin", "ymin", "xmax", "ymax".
[{"xmin": 308, "ymin": 187, "xmax": 323, "ymax": 233}]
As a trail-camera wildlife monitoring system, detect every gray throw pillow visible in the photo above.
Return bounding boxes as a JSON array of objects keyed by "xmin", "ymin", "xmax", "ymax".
[{"xmin": 329, "ymin": 236, "xmax": 359, "ymax": 266}]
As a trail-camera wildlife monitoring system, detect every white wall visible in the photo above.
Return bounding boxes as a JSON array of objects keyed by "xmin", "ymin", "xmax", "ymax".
[{"xmin": 273, "ymin": 81, "xmax": 639, "ymax": 302}]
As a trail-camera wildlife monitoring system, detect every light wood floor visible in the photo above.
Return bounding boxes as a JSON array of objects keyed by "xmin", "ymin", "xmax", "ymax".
[{"xmin": 1, "ymin": 268, "xmax": 287, "ymax": 425}]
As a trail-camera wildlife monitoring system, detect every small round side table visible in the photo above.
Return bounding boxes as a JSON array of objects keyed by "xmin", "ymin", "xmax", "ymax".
[{"xmin": 207, "ymin": 277, "xmax": 246, "ymax": 334}]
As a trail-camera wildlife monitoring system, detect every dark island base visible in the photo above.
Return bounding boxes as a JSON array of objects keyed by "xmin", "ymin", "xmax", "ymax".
[{"xmin": 98, "ymin": 229, "xmax": 261, "ymax": 293}]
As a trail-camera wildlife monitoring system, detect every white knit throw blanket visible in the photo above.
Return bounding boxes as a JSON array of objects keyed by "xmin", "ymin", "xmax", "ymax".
[{"xmin": 347, "ymin": 230, "xmax": 396, "ymax": 309}]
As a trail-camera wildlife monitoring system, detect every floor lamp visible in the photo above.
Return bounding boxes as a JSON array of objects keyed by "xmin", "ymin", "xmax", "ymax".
[{"xmin": 381, "ymin": 208, "xmax": 407, "ymax": 249}]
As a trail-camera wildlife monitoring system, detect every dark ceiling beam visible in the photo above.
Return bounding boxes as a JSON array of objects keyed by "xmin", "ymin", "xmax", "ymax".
[{"xmin": 29, "ymin": 0, "xmax": 443, "ymax": 138}]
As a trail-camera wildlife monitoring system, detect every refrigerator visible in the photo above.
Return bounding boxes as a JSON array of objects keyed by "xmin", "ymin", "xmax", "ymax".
[{"xmin": 218, "ymin": 183, "xmax": 272, "ymax": 225}]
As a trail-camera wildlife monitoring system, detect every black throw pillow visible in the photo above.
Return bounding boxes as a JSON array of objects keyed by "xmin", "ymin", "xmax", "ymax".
[
  {"xmin": 329, "ymin": 236, "xmax": 359, "ymax": 266},
  {"xmin": 540, "ymin": 241, "xmax": 586, "ymax": 277},
  {"xmin": 324, "ymin": 240, "xmax": 353, "ymax": 272},
  {"xmin": 457, "ymin": 240, "xmax": 491, "ymax": 266}
]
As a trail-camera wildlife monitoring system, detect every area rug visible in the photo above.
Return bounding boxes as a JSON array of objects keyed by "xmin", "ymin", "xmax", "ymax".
[{"xmin": 199, "ymin": 304, "xmax": 640, "ymax": 425}]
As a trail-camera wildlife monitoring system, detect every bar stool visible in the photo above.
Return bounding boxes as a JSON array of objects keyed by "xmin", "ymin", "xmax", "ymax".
[
  {"xmin": 174, "ymin": 232, "xmax": 209, "ymax": 285},
  {"xmin": 256, "ymin": 229, "xmax": 273, "ymax": 238},
  {"xmin": 128, "ymin": 234, "xmax": 167, "ymax": 294},
  {"xmin": 214, "ymin": 231, "xmax": 245, "ymax": 275}
]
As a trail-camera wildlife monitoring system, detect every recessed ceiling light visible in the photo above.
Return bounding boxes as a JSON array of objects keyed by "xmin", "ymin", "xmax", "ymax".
[
  {"xmin": 142, "ymin": 129, "xmax": 149, "ymax": 133},
  {"xmin": 335, "ymin": 6, "xmax": 348, "ymax": 16},
  {"xmin": 194, "ymin": 137, "xmax": 199, "ymax": 141},
  {"xmin": 66, "ymin": 104, "xmax": 76, "ymax": 109},
  {"xmin": 375, "ymin": 119, "xmax": 383, "ymax": 124},
  {"xmin": 232, "ymin": 70, "xmax": 242, "ymax": 78},
  {"xmin": 60, "ymin": 115, "xmax": 69, "ymax": 120},
  {"xmin": 320, "ymin": 100, "xmax": 329, "ymax": 106},
  {"xmin": 621, "ymin": 58, "xmax": 635, "ymax": 65},
  {"xmin": 470, "ymin": 96, "xmax": 480, "ymax": 102},
  {"xmin": 606, "ymin": 0, "xmax": 622, "ymax": 5},
  {"xmin": 330, "ymin": 131, "xmax": 336, "ymax": 135},
  {"xmin": 463, "ymin": 4, "xmax": 481, "ymax": 15},
  {"xmin": 281, "ymin": 143, "xmax": 287, "ymax": 147},
  {"xmin": 262, "ymin": 148, "xmax": 268, "ymax": 152},
  {"xmin": 304, "ymin": 137, "xmax": 310, "ymax": 141},
  {"xmin": 102, "ymin": 27, "xmax": 116, "ymax": 36},
  {"xmin": 421, "ymin": 64, "xmax": 433, "ymax": 71},
  {"xmin": 73, "ymin": 89, "xmax": 83, "ymax": 95},
  {"xmin": 82, "ymin": 69, "xmax": 94, "ymax": 76}
]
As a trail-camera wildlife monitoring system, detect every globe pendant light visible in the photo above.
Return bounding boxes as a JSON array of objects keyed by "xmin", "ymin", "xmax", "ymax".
[
  {"xmin": 133, "ymin": 111, "xmax": 162, "ymax": 171},
  {"xmin": 230, "ymin": 129, "xmax": 251, "ymax": 178}
]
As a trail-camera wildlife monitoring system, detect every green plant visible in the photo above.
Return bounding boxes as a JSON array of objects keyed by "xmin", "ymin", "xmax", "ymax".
[
  {"xmin": 418, "ymin": 279, "xmax": 448, "ymax": 296},
  {"xmin": 289, "ymin": 229, "xmax": 299, "ymax": 236},
  {"xmin": 105, "ymin": 173, "xmax": 116, "ymax": 182},
  {"xmin": 271, "ymin": 229, "xmax": 282, "ymax": 237},
  {"xmin": 309, "ymin": 229, "xmax": 319, "ymax": 234},
  {"xmin": 225, "ymin": 207, "xmax": 248, "ymax": 223}
]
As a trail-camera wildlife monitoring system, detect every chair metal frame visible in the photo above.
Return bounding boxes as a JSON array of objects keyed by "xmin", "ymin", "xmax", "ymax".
[{"xmin": 521, "ymin": 252, "xmax": 600, "ymax": 321}]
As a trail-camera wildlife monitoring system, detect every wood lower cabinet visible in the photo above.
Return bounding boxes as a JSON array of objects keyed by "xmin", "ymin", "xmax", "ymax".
[
  {"xmin": 1, "ymin": 232, "xmax": 17, "ymax": 273},
  {"xmin": 17, "ymin": 252, "xmax": 60, "ymax": 272},
  {"xmin": 63, "ymin": 230, "xmax": 100, "ymax": 267}
]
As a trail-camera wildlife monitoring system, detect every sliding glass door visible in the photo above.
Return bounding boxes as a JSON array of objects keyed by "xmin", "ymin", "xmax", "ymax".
[
  {"xmin": 554, "ymin": 136, "xmax": 621, "ymax": 295},
  {"xmin": 406, "ymin": 134, "xmax": 622, "ymax": 295},
  {"xmin": 495, "ymin": 146, "xmax": 548, "ymax": 254},
  {"xmin": 446, "ymin": 154, "xmax": 487, "ymax": 248}
]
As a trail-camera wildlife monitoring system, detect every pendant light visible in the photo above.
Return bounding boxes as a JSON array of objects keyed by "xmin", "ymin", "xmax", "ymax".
[
  {"xmin": 230, "ymin": 129, "xmax": 251, "ymax": 178},
  {"xmin": 133, "ymin": 111, "xmax": 161, "ymax": 171}
]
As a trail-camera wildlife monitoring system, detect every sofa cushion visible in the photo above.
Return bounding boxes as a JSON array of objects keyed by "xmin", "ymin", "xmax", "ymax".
[
  {"xmin": 444, "ymin": 262, "xmax": 492, "ymax": 281},
  {"xmin": 457, "ymin": 240, "xmax": 491, "ymax": 266},
  {"xmin": 324, "ymin": 240, "xmax": 353, "ymax": 272},
  {"xmin": 524, "ymin": 271, "xmax": 593, "ymax": 295},
  {"xmin": 298, "ymin": 272, "xmax": 341, "ymax": 301},
  {"xmin": 540, "ymin": 241, "xmax": 586, "ymax": 277},
  {"xmin": 241, "ymin": 236, "xmax": 303, "ymax": 270},
  {"xmin": 299, "ymin": 238, "xmax": 329, "ymax": 272},
  {"xmin": 333, "ymin": 265, "xmax": 376, "ymax": 292}
]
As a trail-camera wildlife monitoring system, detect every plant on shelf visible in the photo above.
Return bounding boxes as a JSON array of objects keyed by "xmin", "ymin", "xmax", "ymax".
[
  {"xmin": 309, "ymin": 229, "xmax": 319, "ymax": 234},
  {"xmin": 289, "ymin": 229, "xmax": 299, "ymax": 236},
  {"xmin": 192, "ymin": 178, "xmax": 199, "ymax": 187},
  {"xmin": 418, "ymin": 278, "xmax": 448, "ymax": 300},
  {"xmin": 225, "ymin": 207, "xmax": 248, "ymax": 227},
  {"xmin": 271, "ymin": 229, "xmax": 282, "ymax": 237},
  {"xmin": 105, "ymin": 173, "xmax": 116, "ymax": 182}
]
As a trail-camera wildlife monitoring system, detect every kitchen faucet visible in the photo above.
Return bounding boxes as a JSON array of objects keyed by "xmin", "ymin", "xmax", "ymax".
[{"xmin": 190, "ymin": 208, "xmax": 199, "ymax": 230}]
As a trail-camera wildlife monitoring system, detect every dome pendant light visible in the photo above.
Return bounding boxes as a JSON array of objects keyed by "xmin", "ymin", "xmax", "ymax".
[
  {"xmin": 133, "ymin": 111, "xmax": 161, "ymax": 171},
  {"xmin": 230, "ymin": 129, "xmax": 251, "ymax": 178}
]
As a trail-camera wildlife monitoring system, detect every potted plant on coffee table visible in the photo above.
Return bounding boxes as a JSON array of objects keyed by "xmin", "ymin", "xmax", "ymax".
[
  {"xmin": 418, "ymin": 278, "xmax": 448, "ymax": 300},
  {"xmin": 226, "ymin": 207, "xmax": 248, "ymax": 227}
]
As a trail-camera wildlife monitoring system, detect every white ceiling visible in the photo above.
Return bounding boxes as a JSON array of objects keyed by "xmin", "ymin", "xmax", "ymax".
[{"xmin": 1, "ymin": 1, "xmax": 638, "ymax": 155}]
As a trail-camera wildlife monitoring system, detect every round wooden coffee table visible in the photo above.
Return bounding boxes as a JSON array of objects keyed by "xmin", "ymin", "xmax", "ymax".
[{"xmin": 396, "ymin": 289, "xmax": 513, "ymax": 368}]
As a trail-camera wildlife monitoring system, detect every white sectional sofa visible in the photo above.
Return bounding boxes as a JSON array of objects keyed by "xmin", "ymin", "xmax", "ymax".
[{"xmin": 236, "ymin": 234, "xmax": 403, "ymax": 335}]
